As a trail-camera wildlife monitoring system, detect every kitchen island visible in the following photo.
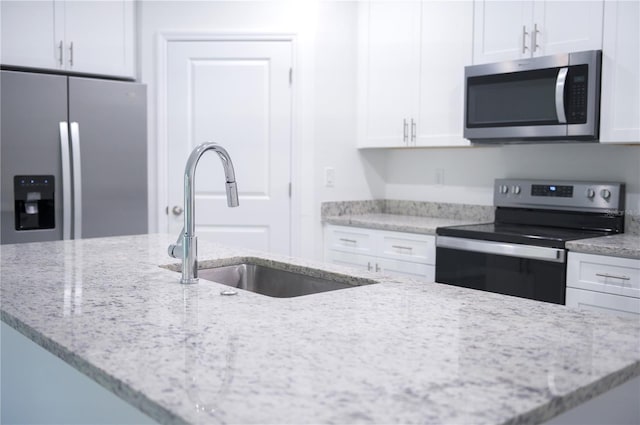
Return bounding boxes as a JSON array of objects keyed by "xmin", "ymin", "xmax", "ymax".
[{"xmin": 1, "ymin": 234, "xmax": 639, "ymax": 424}]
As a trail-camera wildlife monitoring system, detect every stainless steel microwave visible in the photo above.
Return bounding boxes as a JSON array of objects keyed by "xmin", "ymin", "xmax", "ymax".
[{"xmin": 464, "ymin": 50, "xmax": 601, "ymax": 143}]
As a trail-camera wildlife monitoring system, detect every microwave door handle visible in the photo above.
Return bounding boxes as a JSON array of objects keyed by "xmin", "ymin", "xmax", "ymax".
[{"xmin": 555, "ymin": 67, "xmax": 568, "ymax": 124}]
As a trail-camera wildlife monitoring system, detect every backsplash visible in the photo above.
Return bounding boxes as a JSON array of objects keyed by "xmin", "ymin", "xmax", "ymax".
[{"xmin": 321, "ymin": 200, "xmax": 494, "ymax": 222}]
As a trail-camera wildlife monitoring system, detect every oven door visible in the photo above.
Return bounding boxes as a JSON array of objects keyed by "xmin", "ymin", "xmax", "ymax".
[{"xmin": 435, "ymin": 236, "xmax": 567, "ymax": 305}]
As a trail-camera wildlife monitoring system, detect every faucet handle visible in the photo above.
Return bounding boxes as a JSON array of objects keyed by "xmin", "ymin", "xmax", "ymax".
[
  {"xmin": 168, "ymin": 243, "xmax": 182, "ymax": 259},
  {"xmin": 168, "ymin": 226, "xmax": 185, "ymax": 258}
]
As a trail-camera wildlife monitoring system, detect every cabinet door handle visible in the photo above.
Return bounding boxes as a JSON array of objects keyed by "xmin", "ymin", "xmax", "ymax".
[
  {"xmin": 69, "ymin": 41, "xmax": 74, "ymax": 66},
  {"xmin": 367, "ymin": 262, "xmax": 372, "ymax": 271},
  {"xmin": 339, "ymin": 238, "xmax": 357, "ymax": 245},
  {"xmin": 411, "ymin": 119, "xmax": 416, "ymax": 144},
  {"xmin": 596, "ymin": 273, "xmax": 631, "ymax": 281},
  {"xmin": 532, "ymin": 23, "xmax": 540, "ymax": 52},
  {"xmin": 522, "ymin": 26, "xmax": 529, "ymax": 54},
  {"xmin": 392, "ymin": 245, "xmax": 413, "ymax": 252},
  {"xmin": 375, "ymin": 263, "xmax": 380, "ymax": 272},
  {"xmin": 58, "ymin": 40, "xmax": 64, "ymax": 66},
  {"xmin": 403, "ymin": 119, "xmax": 408, "ymax": 144}
]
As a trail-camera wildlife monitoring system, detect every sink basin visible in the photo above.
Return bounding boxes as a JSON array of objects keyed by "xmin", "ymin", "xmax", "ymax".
[{"xmin": 196, "ymin": 262, "xmax": 374, "ymax": 298}]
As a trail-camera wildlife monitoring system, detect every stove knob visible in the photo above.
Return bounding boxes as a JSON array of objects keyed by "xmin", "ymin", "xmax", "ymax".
[
  {"xmin": 586, "ymin": 188, "xmax": 595, "ymax": 199},
  {"xmin": 500, "ymin": 185, "xmax": 509, "ymax": 194},
  {"xmin": 512, "ymin": 185, "xmax": 521, "ymax": 195},
  {"xmin": 600, "ymin": 189, "xmax": 611, "ymax": 200}
]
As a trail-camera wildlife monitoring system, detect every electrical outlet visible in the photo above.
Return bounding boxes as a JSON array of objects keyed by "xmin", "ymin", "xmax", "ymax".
[{"xmin": 325, "ymin": 167, "xmax": 335, "ymax": 188}]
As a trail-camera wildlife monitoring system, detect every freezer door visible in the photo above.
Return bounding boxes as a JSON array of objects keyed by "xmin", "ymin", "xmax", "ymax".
[
  {"xmin": 1, "ymin": 71, "xmax": 68, "ymax": 244},
  {"xmin": 68, "ymin": 77, "xmax": 147, "ymax": 238}
]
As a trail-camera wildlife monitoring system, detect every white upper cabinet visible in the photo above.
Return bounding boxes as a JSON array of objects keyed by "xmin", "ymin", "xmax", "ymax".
[
  {"xmin": 358, "ymin": 1, "xmax": 473, "ymax": 148},
  {"xmin": 473, "ymin": 0, "xmax": 604, "ymax": 64},
  {"xmin": 0, "ymin": 0, "xmax": 135, "ymax": 78},
  {"xmin": 416, "ymin": 1, "xmax": 472, "ymax": 147},
  {"xmin": 599, "ymin": 0, "xmax": 640, "ymax": 144},
  {"xmin": 0, "ymin": 1, "xmax": 62, "ymax": 70},
  {"xmin": 357, "ymin": 1, "xmax": 421, "ymax": 148},
  {"xmin": 63, "ymin": 1, "xmax": 135, "ymax": 78}
]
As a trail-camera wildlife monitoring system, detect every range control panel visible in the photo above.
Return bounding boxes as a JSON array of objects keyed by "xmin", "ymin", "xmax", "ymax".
[{"xmin": 494, "ymin": 179, "xmax": 625, "ymax": 212}]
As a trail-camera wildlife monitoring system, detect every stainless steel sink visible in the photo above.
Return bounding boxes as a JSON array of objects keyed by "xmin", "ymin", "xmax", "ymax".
[{"xmin": 197, "ymin": 262, "xmax": 373, "ymax": 298}]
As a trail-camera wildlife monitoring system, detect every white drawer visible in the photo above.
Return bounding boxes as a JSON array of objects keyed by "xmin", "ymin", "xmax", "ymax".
[
  {"xmin": 566, "ymin": 287, "xmax": 640, "ymax": 320},
  {"xmin": 325, "ymin": 226, "xmax": 375, "ymax": 255},
  {"xmin": 567, "ymin": 253, "xmax": 640, "ymax": 299},
  {"xmin": 380, "ymin": 233, "xmax": 435, "ymax": 264}
]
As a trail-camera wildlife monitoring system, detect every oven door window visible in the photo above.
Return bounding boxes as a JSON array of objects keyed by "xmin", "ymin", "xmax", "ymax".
[
  {"xmin": 466, "ymin": 68, "xmax": 561, "ymax": 128},
  {"xmin": 436, "ymin": 247, "xmax": 566, "ymax": 305}
]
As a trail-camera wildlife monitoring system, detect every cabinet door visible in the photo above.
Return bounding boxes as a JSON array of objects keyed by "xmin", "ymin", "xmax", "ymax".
[
  {"xmin": 379, "ymin": 258, "xmax": 434, "ymax": 281},
  {"xmin": 473, "ymin": 0, "xmax": 534, "ymax": 64},
  {"xmin": 533, "ymin": 1, "xmax": 603, "ymax": 57},
  {"xmin": 600, "ymin": 0, "xmax": 640, "ymax": 144},
  {"xmin": 416, "ymin": 1, "xmax": 472, "ymax": 147},
  {"xmin": 0, "ymin": 0, "xmax": 63, "ymax": 70},
  {"xmin": 357, "ymin": 1, "xmax": 421, "ymax": 147},
  {"xmin": 63, "ymin": 0, "xmax": 134, "ymax": 78},
  {"xmin": 566, "ymin": 288, "xmax": 640, "ymax": 319},
  {"xmin": 325, "ymin": 250, "xmax": 376, "ymax": 273}
]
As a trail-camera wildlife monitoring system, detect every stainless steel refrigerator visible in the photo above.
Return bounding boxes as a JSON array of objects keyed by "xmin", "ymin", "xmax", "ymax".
[{"xmin": 1, "ymin": 70, "xmax": 147, "ymax": 244}]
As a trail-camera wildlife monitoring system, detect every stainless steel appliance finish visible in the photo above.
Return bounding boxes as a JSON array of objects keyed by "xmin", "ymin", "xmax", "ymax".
[
  {"xmin": 494, "ymin": 178, "xmax": 625, "ymax": 212},
  {"xmin": 436, "ymin": 179, "xmax": 625, "ymax": 305},
  {"xmin": 1, "ymin": 70, "xmax": 147, "ymax": 244},
  {"xmin": 196, "ymin": 263, "xmax": 365, "ymax": 298},
  {"xmin": 464, "ymin": 50, "xmax": 601, "ymax": 143},
  {"xmin": 167, "ymin": 142, "xmax": 239, "ymax": 284}
]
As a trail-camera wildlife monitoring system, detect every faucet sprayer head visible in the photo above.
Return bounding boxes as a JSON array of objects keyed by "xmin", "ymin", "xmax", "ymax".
[{"xmin": 226, "ymin": 181, "xmax": 239, "ymax": 207}]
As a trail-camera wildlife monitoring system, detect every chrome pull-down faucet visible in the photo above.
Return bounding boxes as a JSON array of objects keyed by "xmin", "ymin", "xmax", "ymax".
[{"xmin": 168, "ymin": 142, "xmax": 239, "ymax": 284}]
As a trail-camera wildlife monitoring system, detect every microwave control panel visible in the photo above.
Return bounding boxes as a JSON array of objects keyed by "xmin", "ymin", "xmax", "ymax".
[{"xmin": 566, "ymin": 65, "xmax": 588, "ymax": 124}]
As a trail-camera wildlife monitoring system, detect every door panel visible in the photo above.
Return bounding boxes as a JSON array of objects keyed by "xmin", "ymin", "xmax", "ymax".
[
  {"xmin": 68, "ymin": 77, "xmax": 147, "ymax": 238},
  {"xmin": 1, "ymin": 71, "xmax": 67, "ymax": 244},
  {"xmin": 167, "ymin": 40, "xmax": 292, "ymax": 255}
]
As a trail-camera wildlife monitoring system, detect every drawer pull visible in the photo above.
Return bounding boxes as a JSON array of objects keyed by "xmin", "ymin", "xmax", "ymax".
[
  {"xmin": 339, "ymin": 238, "xmax": 357, "ymax": 245},
  {"xmin": 596, "ymin": 273, "xmax": 631, "ymax": 281},
  {"xmin": 392, "ymin": 245, "xmax": 413, "ymax": 252}
]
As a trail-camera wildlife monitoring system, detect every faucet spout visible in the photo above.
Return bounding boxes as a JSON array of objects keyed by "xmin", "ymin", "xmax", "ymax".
[{"xmin": 168, "ymin": 142, "xmax": 239, "ymax": 284}]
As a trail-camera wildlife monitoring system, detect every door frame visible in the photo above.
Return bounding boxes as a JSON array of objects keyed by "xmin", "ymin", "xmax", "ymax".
[{"xmin": 155, "ymin": 32, "xmax": 300, "ymax": 255}]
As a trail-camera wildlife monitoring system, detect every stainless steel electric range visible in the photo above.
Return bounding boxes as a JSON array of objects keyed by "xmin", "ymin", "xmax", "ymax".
[{"xmin": 435, "ymin": 179, "xmax": 625, "ymax": 305}]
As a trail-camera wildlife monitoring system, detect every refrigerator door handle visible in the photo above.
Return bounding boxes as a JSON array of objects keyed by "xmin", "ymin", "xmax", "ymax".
[
  {"xmin": 70, "ymin": 122, "xmax": 82, "ymax": 239},
  {"xmin": 59, "ymin": 122, "xmax": 72, "ymax": 240}
]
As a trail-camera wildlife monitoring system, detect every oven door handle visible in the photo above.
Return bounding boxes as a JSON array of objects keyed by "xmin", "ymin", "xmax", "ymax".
[{"xmin": 436, "ymin": 236, "xmax": 566, "ymax": 263}]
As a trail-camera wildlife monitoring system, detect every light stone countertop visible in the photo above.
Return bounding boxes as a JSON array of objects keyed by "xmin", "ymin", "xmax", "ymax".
[
  {"xmin": 2, "ymin": 233, "xmax": 640, "ymax": 425},
  {"xmin": 566, "ymin": 233, "xmax": 640, "ymax": 259},
  {"xmin": 323, "ymin": 213, "xmax": 487, "ymax": 235}
]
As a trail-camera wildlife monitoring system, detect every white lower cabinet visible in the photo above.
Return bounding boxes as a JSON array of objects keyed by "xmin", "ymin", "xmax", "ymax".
[
  {"xmin": 324, "ymin": 225, "xmax": 435, "ymax": 281},
  {"xmin": 566, "ymin": 252, "xmax": 640, "ymax": 319}
]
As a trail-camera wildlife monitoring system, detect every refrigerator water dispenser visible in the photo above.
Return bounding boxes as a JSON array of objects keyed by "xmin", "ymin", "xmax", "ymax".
[{"xmin": 14, "ymin": 176, "xmax": 55, "ymax": 230}]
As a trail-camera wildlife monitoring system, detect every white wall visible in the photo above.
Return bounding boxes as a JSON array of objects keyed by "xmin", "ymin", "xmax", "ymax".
[
  {"xmin": 139, "ymin": 1, "xmax": 381, "ymax": 260},
  {"xmin": 383, "ymin": 143, "xmax": 640, "ymax": 215}
]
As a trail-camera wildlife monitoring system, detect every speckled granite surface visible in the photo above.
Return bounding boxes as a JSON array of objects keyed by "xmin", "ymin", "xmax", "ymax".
[
  {"xmin": 2, "ymin": 234, "xmax": 640, "ymax": 425},
  {"xmin": 567, "ymin": 234, "xmax": 640, "ymax": 259},
  {"xmin": 321, "ymin": 200, "xmax": 493, "ymax": 234}
]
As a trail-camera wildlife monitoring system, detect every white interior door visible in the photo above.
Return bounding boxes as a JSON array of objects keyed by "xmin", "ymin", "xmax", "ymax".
[{"xmin": 167, "ymin": 40, "xmax": 292, "ymax": 255}]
